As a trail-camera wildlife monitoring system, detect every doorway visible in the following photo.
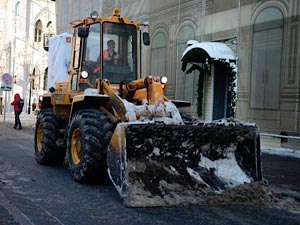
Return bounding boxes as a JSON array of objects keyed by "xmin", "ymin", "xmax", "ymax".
[{"xmin": 212, "ymin": 62, "xmax": 228, "ymax": 120}]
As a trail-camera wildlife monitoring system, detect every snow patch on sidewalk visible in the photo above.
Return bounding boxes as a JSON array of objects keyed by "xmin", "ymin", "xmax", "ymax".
[{"xmin": 262, "ymin": 147, "xmax": 300, "ymax": 159}]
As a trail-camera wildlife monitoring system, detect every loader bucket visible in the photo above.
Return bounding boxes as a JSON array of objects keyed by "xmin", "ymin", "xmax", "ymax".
[{"xmin": 107, "ymin": 118, "xmax": 262, "ymax": 207}]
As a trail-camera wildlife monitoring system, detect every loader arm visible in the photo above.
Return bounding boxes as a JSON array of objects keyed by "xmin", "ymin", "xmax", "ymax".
[
  {"xmin": 101, "ymin": 81, "xmax": 127, "ymax": 122},
  {"xmin": 118, "ymin": 76, "xmax": 166, "ymax": 105},
  {"xmin": 100, "ymin": 76, "xmax": 167, "ymax": 122}
]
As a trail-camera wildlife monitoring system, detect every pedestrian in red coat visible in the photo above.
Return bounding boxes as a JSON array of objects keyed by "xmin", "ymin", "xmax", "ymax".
[{"xmin": 10, "ymin": 93, "xmax": 23, "ymax": 130}]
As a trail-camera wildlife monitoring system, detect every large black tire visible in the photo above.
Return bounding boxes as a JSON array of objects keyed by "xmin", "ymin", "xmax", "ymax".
[
  {"xmin": 34, "ymin": 109, "xmax": 67, "ymax": 165},
  {"xmin": 67, "ymin": 109, "xmax": 115, "ymax": 183}
]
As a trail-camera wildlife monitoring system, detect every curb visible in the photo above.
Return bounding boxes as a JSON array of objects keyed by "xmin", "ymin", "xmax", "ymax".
[{"xmin": 262, "ymin": 148, "xmax": 300, "ymax": 159}]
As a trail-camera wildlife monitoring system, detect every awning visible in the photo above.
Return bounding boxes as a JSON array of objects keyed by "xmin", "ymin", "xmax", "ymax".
[{"xmin": 181, "ymin": 41, "xmax": 236, "ymax": 63}]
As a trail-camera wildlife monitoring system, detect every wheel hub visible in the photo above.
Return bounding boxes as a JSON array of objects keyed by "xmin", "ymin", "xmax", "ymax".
[
  {"xmin": 71, "ymin": 128, "xmax": 83, "ymax": 165},
  {"xmin": 37, "ymin": 124, "xmax": 43, "ymax": 152}
]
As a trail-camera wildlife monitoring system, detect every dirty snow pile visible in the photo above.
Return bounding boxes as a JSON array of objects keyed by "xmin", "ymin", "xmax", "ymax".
[
  {"xmin": 197, "ymin": 152, "xmax": 252, "ymax": 187},
  {"xmin": 204, "ymin": 118, "xmax": 256, "ymax": 127},
  {"xmin": 206, "ymin": 182, "xmax": 300, "ymax": 213},
  {"xmin": 123, "ymin": 99, "xmax": 184, "ymax": 125}
]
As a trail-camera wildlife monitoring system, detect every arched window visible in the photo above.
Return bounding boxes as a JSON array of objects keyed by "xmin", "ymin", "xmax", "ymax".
[
  {"xmin": 151, "ymin": 32, "xmax": 167, "ymax": 77},
  {"xmin": 250, "ymin": 7, "xmax": 284, "ymax": 109},
  {"xmin": 15, "ymin": 2, "xmax": 21, "ymax": 31},
  {"xmin": 176, "ymin": 25, "xmax": 195, "ymax": 101},
  {"xmin": 47, "ymin": 21, "xmax": 53, "ymax": 30},
  {"xmin": 15, "ymin": 1, "xmax": 20, "ymax": 16},
  {"xmin": 44, "ymin": 21, "xmax": 54, "ymax": 51},
  {"xmin": 35, "ymin": 20, "xmax": 43, "ymax": 43}
]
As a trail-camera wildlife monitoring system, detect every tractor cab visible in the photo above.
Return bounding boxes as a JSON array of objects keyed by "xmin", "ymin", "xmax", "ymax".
[{"xmin": 69, "ymin": 9, "xmax": 149, "ymax": 92}]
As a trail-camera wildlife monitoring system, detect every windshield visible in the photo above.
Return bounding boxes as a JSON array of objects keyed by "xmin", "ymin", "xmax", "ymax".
[
  {"xmin": 102, "ymin": 22, "xmax": 137, "ymax": 83},
  {"xmin": 81, "ymin": 23, "xmax": 101, "ymax": 88}
]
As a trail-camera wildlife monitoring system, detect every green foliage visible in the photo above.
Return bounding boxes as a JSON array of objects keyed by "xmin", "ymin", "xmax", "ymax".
[{"xmin": 226, "ymin": 63, "xmax": 237, "ymax": 118}]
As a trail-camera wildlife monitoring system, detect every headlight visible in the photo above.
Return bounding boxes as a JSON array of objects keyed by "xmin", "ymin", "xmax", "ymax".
[
  {"xmin": 81, "ymin": 71, "xmax": 89, "ymax": 79},
  {"xmin": 160, "ymin": 76, "xmax": 168, "ymax": 84}
]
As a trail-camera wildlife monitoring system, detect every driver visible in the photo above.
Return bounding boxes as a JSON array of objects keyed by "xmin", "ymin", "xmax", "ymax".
[
  {"xmin": 94, "ymin": 39, "xmax": 120, "ymax": 73},
  {"xmin": 103, "ymin": 40, "xmax": 119, "ymax": 64}
]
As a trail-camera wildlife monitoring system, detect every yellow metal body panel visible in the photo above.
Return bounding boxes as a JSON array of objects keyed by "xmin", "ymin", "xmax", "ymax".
[
  {"xmin": 109, "ymin": 123, "xmax": 126, "ymax": 155},
  {"xmin": 146, "ymin": 77, "xmax": 164, "ymax": 105},
  {"xmin": 102, "ymin": 82, "xmax": 127, "ymax": 122},
  {"xmin": 55, "ymin": 81, "xmax": 69, "ymax": 93},
  {"xmin": 72, "ymin": 94, "xmax": 86, "ymax": 103},
  {"xmin": 71, "ymin": 10, "xmax": 141, "ymax": 29},
  {"xmin": 51, "ymin": 93, "xmax": 71, "ymax": 105},
  {"xmin": 70, "ymin": 128, "xmax": 83, "ymax": 165}
]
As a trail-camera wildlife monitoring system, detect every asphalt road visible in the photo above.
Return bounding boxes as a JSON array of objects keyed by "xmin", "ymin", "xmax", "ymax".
[{"xmin": 0, "ymin": 121, "xmax": 300, "ymax": 225}]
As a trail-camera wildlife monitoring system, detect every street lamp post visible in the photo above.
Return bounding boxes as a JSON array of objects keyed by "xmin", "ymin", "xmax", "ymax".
[
  {"xmin": 28, "ymin": 76, "xmax": 34, "ymax": 114},
  {"xmin": 28, "ymin": 80, "xmax": 32, "ymax": 114}
]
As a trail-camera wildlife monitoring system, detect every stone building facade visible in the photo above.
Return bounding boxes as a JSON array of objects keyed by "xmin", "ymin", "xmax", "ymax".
[
  {"xmin": 237, "ymin": 0, "xmax": 300, "ymax": 149},
  {"xmin": 0, "ymin": 0, "xmax": 55, "ymax": 113}
]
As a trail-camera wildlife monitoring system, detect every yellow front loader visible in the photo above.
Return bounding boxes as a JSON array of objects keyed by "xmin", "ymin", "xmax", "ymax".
[{"xmin": 34, "ymin": 8, "xmax": 262, "ymax": 207}]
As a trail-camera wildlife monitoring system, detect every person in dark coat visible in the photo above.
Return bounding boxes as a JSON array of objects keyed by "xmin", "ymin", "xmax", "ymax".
[{"xmin": 10, "ymin": 93, "xmax": 23, "ymax": 130}]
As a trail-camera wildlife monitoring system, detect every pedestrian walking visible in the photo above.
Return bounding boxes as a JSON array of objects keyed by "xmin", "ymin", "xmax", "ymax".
[{"xmin": 10, "ymin": 93, "xmax": 23, "ymax": 130}]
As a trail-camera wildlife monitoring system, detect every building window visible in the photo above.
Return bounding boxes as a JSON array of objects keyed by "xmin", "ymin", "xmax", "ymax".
[
  {"xmin": 176, "ymin": 25, "xmax": 195, "ymax": 102},
  {"xmin": 35, "ymin": 20, "xmax": 43, "ymax": 43},
  {"xmin": 44, "ymin": 21, "xmax": 54, "ymax": 51},
  {"xmin": 15, "ymin": 2, "xmax": 21, "ymax": 32},
  {"xmin": 15, "ymin": 1, "xmax": 20, "ymax": 16},
  {"xmin": 250, "ymin": 7, "xmax": 284, "ymax": 110},
  {"xmin": 151, "ymin": 32, "xmax": 167, "ymax": 77}
]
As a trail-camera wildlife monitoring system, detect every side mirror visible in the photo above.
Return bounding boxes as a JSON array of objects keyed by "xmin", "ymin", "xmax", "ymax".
[
  {"xmin": 143, "ymin": 32, "xmax": 150, "ymax": 46},
  {"xmin": 78, "ymin": 27, "xmax": 89, "ymax": 38}
]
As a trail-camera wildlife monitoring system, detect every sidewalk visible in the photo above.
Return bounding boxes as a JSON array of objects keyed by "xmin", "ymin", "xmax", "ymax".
[
  {"xmin": 263, "ymin": 147, "xmax": 300, "ymax": 159},
  {"xmin": 0, "ymin": 112, "xmax": 36, "ymax": 129}
]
